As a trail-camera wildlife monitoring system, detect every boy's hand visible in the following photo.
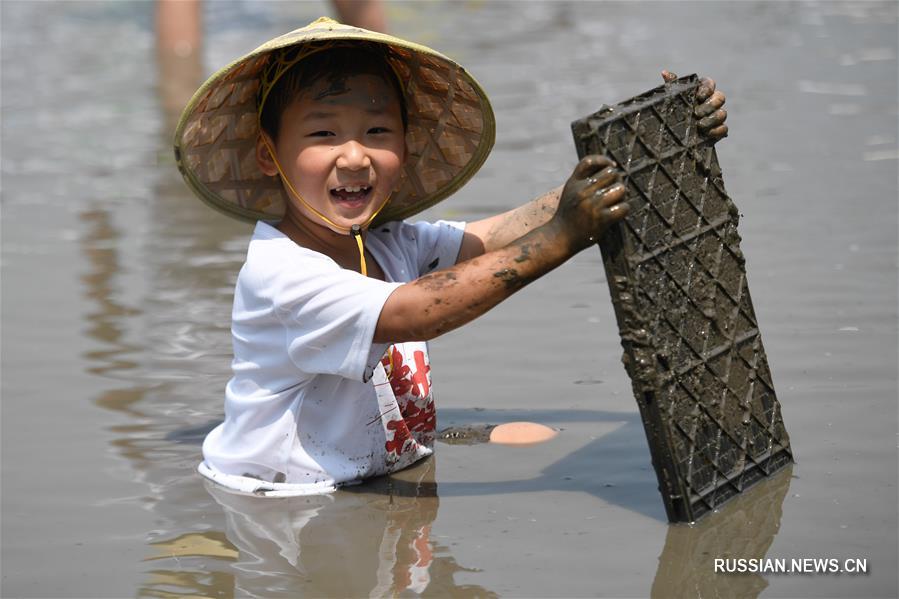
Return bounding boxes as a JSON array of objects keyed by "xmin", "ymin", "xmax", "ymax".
[
  {"xmin": 661, "ymin": 70, "xmax": 728, "ymax": 141},
  {"xmin": 554, "ymin": 154, "xmax": 629, "ymax": 251}
]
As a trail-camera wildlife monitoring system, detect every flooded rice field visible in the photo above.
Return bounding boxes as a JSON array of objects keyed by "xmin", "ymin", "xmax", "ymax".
[{"xmin": 2, "ymin": 1, "xmax": 897, "ymax": 597}]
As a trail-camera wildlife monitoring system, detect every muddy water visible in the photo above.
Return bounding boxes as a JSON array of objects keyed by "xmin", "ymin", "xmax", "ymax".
[{"xmin": 2, "ymin": 1, "xmax": 896, "ymax": 597}]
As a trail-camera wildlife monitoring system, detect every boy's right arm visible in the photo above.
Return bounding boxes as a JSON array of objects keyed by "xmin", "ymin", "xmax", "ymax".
[{"xmin": 374, "ymin": 155, "xmax": 627, "ymax": 343}]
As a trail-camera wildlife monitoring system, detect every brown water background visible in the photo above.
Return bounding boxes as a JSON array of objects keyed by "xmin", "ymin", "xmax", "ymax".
[{"xmin": 2, "ymin": 1, "xmax": 897, "ymax": 597}]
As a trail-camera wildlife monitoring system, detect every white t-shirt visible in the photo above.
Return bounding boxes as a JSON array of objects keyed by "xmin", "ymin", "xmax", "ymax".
[{"xmin": 199, "ymin": 219, "xmax": 465, "ymax": 496}]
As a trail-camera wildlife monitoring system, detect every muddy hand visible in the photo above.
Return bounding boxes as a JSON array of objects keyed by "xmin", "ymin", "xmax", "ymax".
[
  {"xmin": 554, "ymin": 155, "xmax": 629, "ymax": 251},
  {"xmin": 661, "ymin": 70, "xmax": 728, "ymax": 141}
]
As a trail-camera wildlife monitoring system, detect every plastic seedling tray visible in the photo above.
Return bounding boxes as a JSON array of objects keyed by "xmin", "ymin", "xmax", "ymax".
[{"xmin": 571, "ymin": 74, "xmax": 792, "ymax": 523}]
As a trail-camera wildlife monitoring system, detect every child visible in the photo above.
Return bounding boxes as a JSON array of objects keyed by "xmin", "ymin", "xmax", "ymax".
[{"xmin": 174, "ymin": 17, "xmax": 727, "ymax": 497}]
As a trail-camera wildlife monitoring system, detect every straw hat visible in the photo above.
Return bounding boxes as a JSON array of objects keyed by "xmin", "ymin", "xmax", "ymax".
[{"xmin": 174, "ymin": 17, "xmax": 495, "ymax": 226}]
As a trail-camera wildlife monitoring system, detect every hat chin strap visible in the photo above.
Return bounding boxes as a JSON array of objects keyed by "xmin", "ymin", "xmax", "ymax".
[{"xmin": 262, "ymin": 136, "xmax": 391, "ymax": 277}]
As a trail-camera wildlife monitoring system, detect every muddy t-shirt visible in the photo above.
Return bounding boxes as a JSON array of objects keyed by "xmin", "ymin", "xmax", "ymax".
[{"xmin": 199, "ymin": 219, "xmax": 464, "ymax": 496}]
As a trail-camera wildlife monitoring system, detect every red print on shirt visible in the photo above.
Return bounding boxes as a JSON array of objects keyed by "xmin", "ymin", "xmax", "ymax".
[
  {"xmin": 401, "ymin": 395, "xmax": 436, "ymax": 433},
  {"xmin": 382, "ymin": 346, "xmax": 412, "ymax": 397},
  {"xmin": 382, "ymin": 347, "xmax": 431, "ymax": 399},
  {"xmin": 385, "ymin": 418, "xmax": 412, "ymax": 455},
  {"xmin": 382, "ymin": 345, "xmax": 437, "ymax": 456},
  {"xmin": 411, "ymin": 351, "xmax": 430, "ymax": 397}
]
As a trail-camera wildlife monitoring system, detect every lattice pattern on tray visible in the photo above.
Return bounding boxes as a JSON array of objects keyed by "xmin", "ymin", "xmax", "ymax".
[{"xmin": 571, "ymin": 74, "xmax": 792, "ymax": 522}]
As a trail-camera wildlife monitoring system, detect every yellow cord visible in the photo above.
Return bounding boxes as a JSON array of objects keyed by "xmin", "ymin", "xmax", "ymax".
[
  {"xmin": 351, "ymin": 225, "xmax": 366, "ymax": 276},
  {"xmin": 386, "ymin": 344, "xmax": 395, "ymax": 377}
]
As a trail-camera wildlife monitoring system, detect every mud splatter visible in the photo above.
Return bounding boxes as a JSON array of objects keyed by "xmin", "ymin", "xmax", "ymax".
[
  {"xmin": 416, "ymin": 270, "xmax": 458, "ymax": 292},
  {"xmin": 438, "ymin": 424, "xmax": 496, "ymax": 445},
  {"xmin": 513, "ymin": 244, "xmax": 532, "ymax": 263},
  {"xmin": 312, "ymin": 74, "xmax": 350, "ymax": 100},
  {"xmin": 493, "ymin": 268, "xmax": 527, "ymax": 291}
]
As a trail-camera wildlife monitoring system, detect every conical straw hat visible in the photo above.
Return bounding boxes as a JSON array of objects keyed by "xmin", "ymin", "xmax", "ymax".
[{"xmin": 174, "ymin": 17, "xmax": 495, "ymax": 226}]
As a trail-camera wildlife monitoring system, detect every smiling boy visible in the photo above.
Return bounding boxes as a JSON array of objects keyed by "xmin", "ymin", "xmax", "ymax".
[
  {"xmin": 174, "ymin": 18, "xmax": 727, "ymax": 496},
  {"xmin": 256, "ymin": 47, "xmax": 408, "ymax": 277}
]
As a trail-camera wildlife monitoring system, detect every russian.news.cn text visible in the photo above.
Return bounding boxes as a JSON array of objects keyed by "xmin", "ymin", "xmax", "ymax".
[{"xmin": 714, "ymin": 558, "xmax": 868, "ymax": 575}]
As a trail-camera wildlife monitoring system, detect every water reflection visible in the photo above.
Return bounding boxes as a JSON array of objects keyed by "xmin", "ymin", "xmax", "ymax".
[
  {"xmin": 142, "ymin": 531, "xmax": 237, "ymax": 598},
  {"xmin": 204, "ymin": 457, "xmax": 496, "ymax": 597},
  {"xmin": 652, "ymin": 465, "xmax": 793, "ymax": 598},
  {"xmin": 79, "ymin": 208, "xmax": 142, "ymax": 379},
  {"xmin": 77, "ymin": 9, "xmax": 247, "ymax": 596},
  {"xmin": 79, "ymin": 205, "xmax": 160, "ymax": 471}
]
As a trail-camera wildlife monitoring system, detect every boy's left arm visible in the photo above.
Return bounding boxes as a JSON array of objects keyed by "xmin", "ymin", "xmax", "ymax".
[{"xmin": 457, "ymin": 70, "xmax": 728, "ymax": 262}]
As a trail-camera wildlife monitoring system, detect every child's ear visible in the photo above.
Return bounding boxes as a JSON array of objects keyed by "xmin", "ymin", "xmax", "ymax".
[{"xmin": 256, "ymin": 134, "xmax": 279, "ymax": 176}]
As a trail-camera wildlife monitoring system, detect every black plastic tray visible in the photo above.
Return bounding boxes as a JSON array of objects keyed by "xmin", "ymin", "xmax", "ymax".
[{"xmin": 571, "ymin": 74, "xmax": 792, "ymax": 522}]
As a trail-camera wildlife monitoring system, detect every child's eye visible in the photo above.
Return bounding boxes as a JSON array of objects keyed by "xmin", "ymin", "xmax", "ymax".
[
  {"xmin": 368, "ymin": 127, "xmax": 391, "ymax": 134},
  {"xmin": 308, "ymin": 130, "xmax": 335, "ymax": 138}
]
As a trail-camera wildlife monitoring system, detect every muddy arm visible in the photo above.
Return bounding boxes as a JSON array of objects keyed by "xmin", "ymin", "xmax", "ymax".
[
  {"xmin": 375, "ymin": 220, "xmax": 570, "ymax": 342},
  {"xmin": 456, "ymin": 185, "xmax": 563, "ymax": 262},
  {"xmin": 375, "ymin": 156, "xmax": 627, "ymax": 342}
]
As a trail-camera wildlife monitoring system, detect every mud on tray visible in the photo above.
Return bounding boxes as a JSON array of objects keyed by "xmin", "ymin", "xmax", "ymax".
[{"xmin": 571, "ymin": 75, "xmax": 792, "ymax": 523}]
